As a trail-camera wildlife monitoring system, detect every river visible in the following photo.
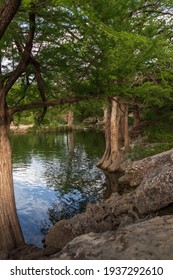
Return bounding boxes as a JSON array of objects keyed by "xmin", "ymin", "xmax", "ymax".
[{"xmin": 10, "ymin": 130, "xmax": 105, "ymax": 248}]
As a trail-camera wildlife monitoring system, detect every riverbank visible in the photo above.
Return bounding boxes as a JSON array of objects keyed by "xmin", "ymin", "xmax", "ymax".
[
  {"xmin": 3, "ymin": 147, "xmax": 173, "ymax": 259},
  {"xmin": 10, "ymin": 119, "xmax": 104, "ymax": 134},
  {"xmin": 10, "ymin": 124, "xmax": 34, "ymax": 133},
  {"xmin": 7, "ymin": 121, "xmax": 173, "ymax": 259},
  {"xmin": 44, "ymin": 147, "xmax": 173, "ymax": 259}
]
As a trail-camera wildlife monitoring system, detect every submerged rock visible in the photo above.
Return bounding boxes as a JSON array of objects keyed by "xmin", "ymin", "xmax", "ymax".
[{"xmin": 53, "ymin": 215, "xmax": 173, "ymax": 260}]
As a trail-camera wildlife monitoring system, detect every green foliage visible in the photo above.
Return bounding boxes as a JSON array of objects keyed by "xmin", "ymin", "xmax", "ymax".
[
  {"xmin": 142, "ymin": 106, "xmax": 173, "ymax": 143},
  {"xmin": 42, "ymin": 111, "xmax": 67, "ymax": 128},
  {"xmin": 126, "ymin": 143, "xmax": 173, "ymax": 161},
  {"xmin": 127, "ymin": 103, "xmax": 173, "ymax": 160},
  {"xmin": 73, "ymin": 99, "xmax": 103, "ymax": 122},
  {"xmin": 142, "ymin": 108, "xmax": 159, "ymax": 121},
  {"xmin": 146, "ymin": 124, "xmax": 173, "ymax": 143},
  {"xmin": 2, "ymin": 0, "xmax": 173, "ymax": 128},
  {"xmin": 13, "ymin": 112, "xmax": 34, "ymax": 125}
]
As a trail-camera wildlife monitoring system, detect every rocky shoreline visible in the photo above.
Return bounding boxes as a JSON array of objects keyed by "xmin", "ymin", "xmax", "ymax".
[{"xmin": 4, "ymin": 148, "xmax": 173, "ymax": 259}]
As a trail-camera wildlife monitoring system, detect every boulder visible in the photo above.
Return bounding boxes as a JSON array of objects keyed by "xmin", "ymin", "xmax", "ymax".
[
  {"xmin": 45, "ymin": 213, "xmax": 97, "ymax": 250},
  {"xmin": 135, "ymin": 163, "xmax": 173, "ymax": 214},
  {"xmin": 119, "ymin": 148, "xmax": 173, "ymax": 186},
  {"xmin": 118, "ymin": 148, "xmax": 173, "ymax": 214},
  {"xmin": 53, "ymin": 215, "xmax": 173, "ymax": 260}
]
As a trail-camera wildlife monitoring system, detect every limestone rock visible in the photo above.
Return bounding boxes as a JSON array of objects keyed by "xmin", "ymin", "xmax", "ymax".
[
  {"xmin": 45, "ymin": 213, "xmax": 98, "ymax": 250},
  {"xmin": 135, "ymin": 163, "xmax": 173, "ymax": 214},
  {"xmin": 119, "ymin": 148, "xmax": 173, "ymax": 186},
  {"xmin": 119, "ymin": 148, "xmax": 173, "ymax": 214},
  {"xmin": 45, "ymin": 192, "xmax": 137, "ymax": 250},
  {"xmin": 53, "ymin": 215, "xmax": 173, "ymax": 260}
]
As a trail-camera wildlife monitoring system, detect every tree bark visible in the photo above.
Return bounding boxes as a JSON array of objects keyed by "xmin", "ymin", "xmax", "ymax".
[
  {"xmin": 68, "ymin": 111, "xmax": 74, "ymax": 127},
  {"xmin": 0, "ymin": 105, "xmax": 24, "ymax": 251},
  {"xmin": 97, "ymin": 98, "xmax": 122, "ymax": 172},
  {"xmin": 108, "ymin": 98, "xmax": 122, "ymax": 172},
  {"xmin": 97, "ymin": 106, "xmax": 112, "ymax": 169},
  {"xmin": 0, "ymin": 2, "xmax": 35, "ymax": 252},
  {"xmin": 0, "ymin": 0, "xmax": 21, "ymax": 40},
  {"xmin": 97, "ymin": 98, "xmax": 129, "ymax": 172},
  {"xmin": 120, "ymin": 103, "xmax": 129, "ymax": 150}
]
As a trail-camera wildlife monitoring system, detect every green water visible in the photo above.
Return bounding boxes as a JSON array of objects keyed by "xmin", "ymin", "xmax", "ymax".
[{"xmin": 10, "ymin": 130, "xmax": 105, "ymax": 247}]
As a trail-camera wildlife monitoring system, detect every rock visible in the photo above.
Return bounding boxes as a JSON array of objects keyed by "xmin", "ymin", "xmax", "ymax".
[
  {"xmin": 45, "ymin": 149, "xmax": 173, "ymax": 258},
  {"xmin": 45, "ymin": 192, "xmax": 138, "ymax": 250},
  {"xmin": 135, "ymin": 163, "xmax": 173, "ymax": 214},
  {"xmin": 44, "ymin": 219, "xmax": 77, "ymax": 250},
  {"xmin": 119, "ymin": 148, "xmax": 173, "ymax": 186},
  {"xmin": 106, "ymin": 192, "xmax": 136, "ymax": 217},
  {"xmin": 45, "ymin": 213, "xmax": 98, "ymax": 250},
  {"xmin": 119, "ymin": 148, "xmax": 173, "ymax": 214},
  {"xmin": 8, "ymin": 244, "xmax": 58, "ymax": 260},
  {"xmin": 83, "ymin": 117, "xmax": 97, "ymax": 124},
  {"xmin": 53, "ymin": 215, "xmax": 173, "ymax": 260}
]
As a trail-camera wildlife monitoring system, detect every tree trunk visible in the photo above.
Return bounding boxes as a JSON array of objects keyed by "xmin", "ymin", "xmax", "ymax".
[
  {"xmin": 0, "ymin": 106, "xmax": 24, "ymax": 251},
  {"xmin": 97, "ymin": 98, "xmax": 123, "ymax": 172},
  {"xmin": 67, "ymin": 111, "xmax": 74, "ymax": 127},
  {"xmin": 120, "ymin": 103, "xmax": 129, "ymax": 150},
  {"xmin": 97, "ymin": 107, "xmax": 112, "ymax": 169},
  {"xmin": 0, "ymin": 1, "xmax": 35, "ymax": 252},
  {"xmin": 108, "ymin": 97, "xmax": 122, "ymax": 172},
  {"xmin": 97, "ymin": 98, "xmax": 129, "ymax": 172}
]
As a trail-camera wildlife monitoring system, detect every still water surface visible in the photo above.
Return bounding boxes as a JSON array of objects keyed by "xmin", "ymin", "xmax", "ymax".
[{"xmin": 10, "ymin": 130, "xmax": 105, "ymax": 247}]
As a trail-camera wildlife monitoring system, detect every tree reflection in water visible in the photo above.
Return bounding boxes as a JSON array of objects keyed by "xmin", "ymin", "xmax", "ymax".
[
  {"xmin": 41, "ymin": 131, "xmax": 106, "ymax": 236},
  {"xmin": 11, "ymin": 130, "xmax": 106, "ymax": 247}
]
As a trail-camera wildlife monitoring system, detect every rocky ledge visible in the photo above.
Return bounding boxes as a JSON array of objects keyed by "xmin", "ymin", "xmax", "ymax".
[
  {"xmin": 119, "ymin": 148, "xmax": 173, "ymax": 214},
  {"xmin": 54, "ymin": 215, "xmax": 173, "ymax": 260}
]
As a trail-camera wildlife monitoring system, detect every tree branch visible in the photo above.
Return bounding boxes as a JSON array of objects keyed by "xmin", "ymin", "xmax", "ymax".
[
  {"xmin": 9, "ymin": 95, "xmax": 102, "ymax": 116},
  {"xmin": 3, "ymin": 11, "xmax": 36, "ymax": 96},
  {"xmin": 0, "ymin": 0, "xmax": 21, "ymax": 40},
  {"xmin": 29, "ymin": 55, "xmax": 47, "ymax": 123},
  {"xmin": 14, "ymin": 36, "xmax": 47, "ymax": 122}
]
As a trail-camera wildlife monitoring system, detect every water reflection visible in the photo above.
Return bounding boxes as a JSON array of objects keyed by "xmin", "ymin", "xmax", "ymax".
[{"xmin": 11, "ymin": 130, "xmax": 105, "ymax": 247}]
